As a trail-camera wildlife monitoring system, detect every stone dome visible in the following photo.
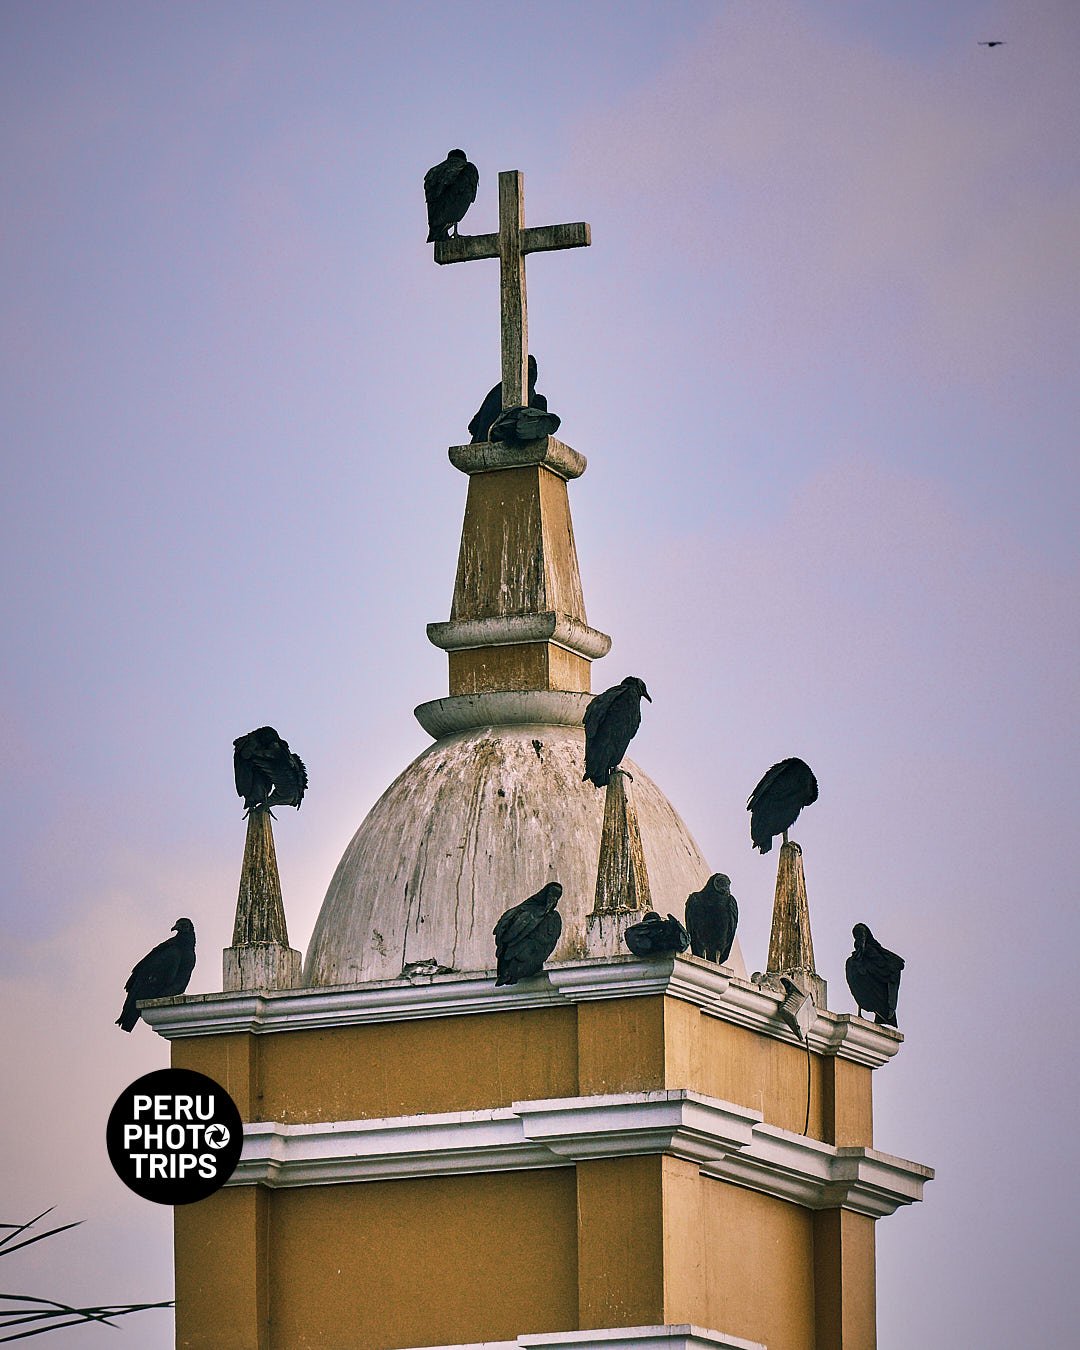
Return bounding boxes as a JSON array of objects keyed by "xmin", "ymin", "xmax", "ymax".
[{"xmin": 304, "ymin": 706, "xmax": 747, "ymax": 986}]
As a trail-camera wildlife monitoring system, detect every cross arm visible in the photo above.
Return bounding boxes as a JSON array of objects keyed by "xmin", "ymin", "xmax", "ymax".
[
  {"xmin": 433, "ymin": 234, "xmax": 500, "ymax": 265},
  {"xmin": 522, "ymin": 222, "xmax": 591, "ymax": 254},
  {"xmin": 433, "ymin": 222, "xmax": 590, "ymax": 266}
]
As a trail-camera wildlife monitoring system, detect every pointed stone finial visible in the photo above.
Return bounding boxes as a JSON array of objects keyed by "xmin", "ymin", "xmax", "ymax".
[
  {"xmin": 223, "ymin": 809, "xmax": 303, "ymax": 992},
  {"xmin": 763, "ymin": 841, "xmax": 827, "ymax": 1006},
  {"xmin": 586, "ymin": 769, "xmax": 653, "ymax": 956}
]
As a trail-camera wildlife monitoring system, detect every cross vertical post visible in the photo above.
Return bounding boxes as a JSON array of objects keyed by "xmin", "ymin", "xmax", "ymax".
[
  {"xmin": 434, "ymin": 168, "xmax": 591, "ymax": 429},
  {"xmin": 499, "ymin": 171, "xmax": 528, "ymax": 410}
]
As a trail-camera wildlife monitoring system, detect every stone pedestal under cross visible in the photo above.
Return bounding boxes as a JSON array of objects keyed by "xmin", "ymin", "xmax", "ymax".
[{"xmin": 434, "ymin": 169, "xmax": 590, "ymax": 412}]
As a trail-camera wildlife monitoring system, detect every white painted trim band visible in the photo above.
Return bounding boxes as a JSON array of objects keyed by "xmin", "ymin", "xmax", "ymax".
[
  {"xmin": 229, "ymin": 1088, "xmax": 933, "ymax": 1218},
  {"xmin": 405, "ymin": 1326, "xmax": 765, "ymax": 1350}
]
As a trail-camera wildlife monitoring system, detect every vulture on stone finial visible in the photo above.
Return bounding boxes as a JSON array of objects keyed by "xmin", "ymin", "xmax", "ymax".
[
  {"xmin": 489, "ymin": 405, "xmax": 561, "ymax": 446},
  {"xmin": 469, "ymin": 354, "xmax": 552, "ymax": 443},
  {"xmin": 424, "ymin": 149, "xmax": 478, "ymax": 242},
  {"xmin": 582, "ymin": 677, "xmax": 652, "ymax": 788},
  {"xmin": 623, "ymin": 911, "xmax": 690, "ymax": 958},
  {"xmin": 845, "ymin": 924, "xmax": 904, "ymax": 1027},
  {"xmin": 746, "ymin": 757, "xmax": 818, "ymax": 853},
  {"xmin": 685, "ymin": 873, "xmax": 739, "ymax": 964},
  {"xmin": 233, "ymin": 727, "xmax": 308, "ymax": 815},
  {"xmin": 493, "ymin": 882, "xmax": 563, "ymax": 985},
  {"xmin": 116, "ymin": 918, "xmax": 196, "ymax": 1032}
]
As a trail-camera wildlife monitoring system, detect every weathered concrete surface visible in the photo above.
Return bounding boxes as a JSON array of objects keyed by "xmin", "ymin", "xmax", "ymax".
[
  {"xmin": 765, "ymin": 841, "xmax": 827, "ymax": 1008},
  {"xmin": 232, "ymin": 808, "xmax": 289, "ymax": 946},
  {"xmin": 304, "ymin": 724, "xmax": 747, "ymax": 987},
  {"xmin": 226, "ymin": 809, "xmax": 303, "ymax": 992},
  {"xmin": 592, "ymin": 769, "xmax": 652, "ymax": 915},
  {"xmin": 223, "ymin": 943, "xmax": 302, "ymax": 992}
]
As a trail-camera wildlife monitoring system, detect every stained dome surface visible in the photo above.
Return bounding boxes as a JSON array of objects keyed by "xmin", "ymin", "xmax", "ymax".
[{"xmin": 305, "ymin": 719, "xmax": 747, "ymax": 986}]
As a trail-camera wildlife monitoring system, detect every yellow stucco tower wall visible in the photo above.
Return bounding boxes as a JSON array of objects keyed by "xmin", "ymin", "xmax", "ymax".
[{"xmin": 150, "ymin": 961, "xmax": 930, "ymax": 1350}]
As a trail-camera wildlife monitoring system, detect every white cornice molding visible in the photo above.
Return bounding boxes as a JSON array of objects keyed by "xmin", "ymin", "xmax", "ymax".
[
  {"xmin": 699, "ymin": 1121, "xmax": 934, "ymax": 1219},
  {"xmin": 426, "ymin": 613, "xmax": 612, "ymax": 660},
  {"xmin": 141, "ymin": 955, "xmax": 902, "ymax": 1069},
  {"xmin": 406, "ymin": 1327, "xmax": 765, "ymax": 1350},
  {"xmin": 520, "ymin": 1329, "xmax": 765, "ymax": 1350},
  {"xmin": 229, "ymin": 1089, "xmax": 932, "ymax": 1219},
  {"xmin": 413, "ymin": 689, "xmax": 594, "ymax": 738},
  {"xmin": 516, "ymin": 1092, "xmax": 759, "ymax": 1164}
]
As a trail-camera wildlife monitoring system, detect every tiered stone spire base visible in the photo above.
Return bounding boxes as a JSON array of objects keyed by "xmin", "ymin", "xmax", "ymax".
[{"xmin": 424, "ymin": 435, "xmax": 609, "ymax": 708}]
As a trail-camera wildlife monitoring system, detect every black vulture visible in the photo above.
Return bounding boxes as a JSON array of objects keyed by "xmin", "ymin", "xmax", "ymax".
[
  {"xmin": 685, "ymin": 873, "xmax": 739, "ymax": 964},
  {"xmin": 623, "ymin": 911, "xmax": 690, "ymax": 958},
  {"xmin": 488, "ymin": 405, "xmax": 561, "ymax": 446},
  {"xmin": 424, "ymin": 149, "xmax": 478, "ymax": 242},
  {"xmin": 493, "ymin": 882, "xmax": 563, "ymax": 985},
  {"xmin": 469, "ymin": 355, "xmax": 547, "ymax": 442},
  {"xmin": 845, "ymin": 923, "xmax": 904, "ymax": 1027},
  {"xmin": 582, "ymin": 677, "xmax": 652, "ymax": 788},
  {"xmin": 116, "ymin": 918, "xmax": 196, "ymax": 1031},
  {"xmin": 746, "ymin": 757, "xmax": 818, "ymax": 853},
  {"xmin": 233, "ymin": 726, "xmax": 308, "ymax": 814}
]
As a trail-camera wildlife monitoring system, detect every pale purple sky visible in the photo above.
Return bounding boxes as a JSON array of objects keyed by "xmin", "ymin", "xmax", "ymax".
[{"xmin": 2, "ymin": 2, "xmax": 1078, "ymax": 1345}]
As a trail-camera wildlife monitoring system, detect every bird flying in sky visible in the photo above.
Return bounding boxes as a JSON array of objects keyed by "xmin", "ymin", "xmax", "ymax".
[
  {"xmin": 746, "ymin": 757, "xmax": 818, "ymax": 853},
  {"xmin": 845, "ymin": 923, "xmax": 905, "ymax": 1027},
  {"xmin": 233, "ymin": 726, "xmax": 308, "ymax": 814},
  {"xmin": 493, "ymin": 882, "xmax": 563, "ymax": 985},
  {"xmin": 978, "ymin": 40, "xmax": 1005, "ymax": 47},
  {"xmin": 424, "ymin": 149, "xmax": 478, "ymax": 242},
  {"xmin": 583, "ymin": 676, "xmax": 651, "ymax": 787},
  {"xmin": 115, "ymin": 918, "xmax": 196, "ymax": 1031}
]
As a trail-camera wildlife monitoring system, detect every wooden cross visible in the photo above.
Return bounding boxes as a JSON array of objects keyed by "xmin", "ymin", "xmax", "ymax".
[{"xmin": 435, "ymin": 170, "xmax": 591, "ymax": 412}]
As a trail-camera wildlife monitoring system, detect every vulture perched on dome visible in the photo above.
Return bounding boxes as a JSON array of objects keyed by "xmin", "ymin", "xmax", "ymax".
[
  {"xmin": 623, "ymin": 911, "xmax": 690, "ymax": 958},
  {"xmin": 746, "ymin": 757, "xmax": 818, "ymax": 853},
  {"xmin": 582, "ymin": 677, "xmax": 652, "ymax": 788},
  {"xmin": 684, "ymin": 873, "xmax": 739, "ymax": 964},
  {"xmin": 493, "ymin": 883, "xmax": 563, "ymax": 985}
]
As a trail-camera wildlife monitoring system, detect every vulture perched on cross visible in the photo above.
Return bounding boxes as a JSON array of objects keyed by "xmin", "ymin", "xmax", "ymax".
[
  {"xmin": 424, "ymin": 149, "xmax": 479, "ymax": 242},
  {"xmin": 116, "ymin": 918, "xmax": 196, "ymax": 1032}
]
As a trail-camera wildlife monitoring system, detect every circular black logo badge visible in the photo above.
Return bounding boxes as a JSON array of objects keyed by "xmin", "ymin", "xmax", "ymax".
[{"xmin": 106, "ymin": 1068, "xmax": 243, "ymax": 1205}]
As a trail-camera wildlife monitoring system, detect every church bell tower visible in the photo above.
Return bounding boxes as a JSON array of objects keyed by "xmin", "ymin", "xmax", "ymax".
[{"xmin": 144, "ymin": 167, "xmax": 931, "ymax": 1350}]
